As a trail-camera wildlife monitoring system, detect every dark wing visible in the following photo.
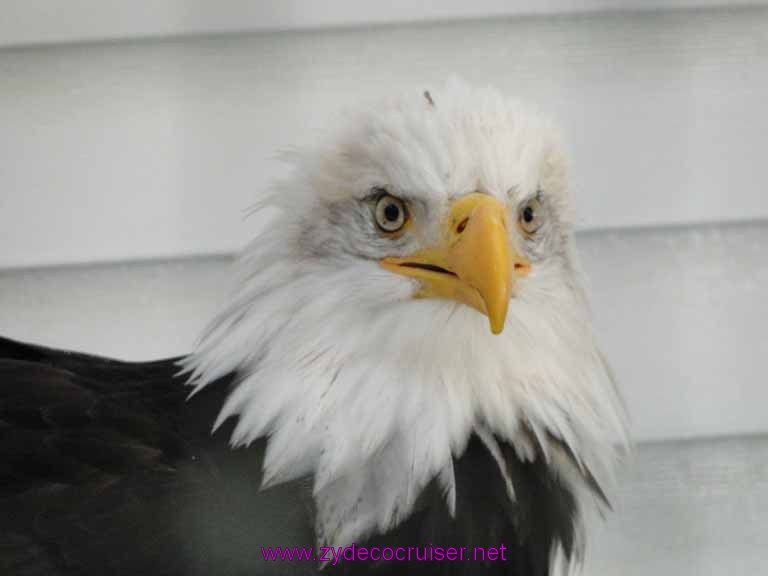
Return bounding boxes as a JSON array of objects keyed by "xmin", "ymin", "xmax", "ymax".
[{"xmin": 0, "ymin": 337, "xmax": 315, "ymax": 576}]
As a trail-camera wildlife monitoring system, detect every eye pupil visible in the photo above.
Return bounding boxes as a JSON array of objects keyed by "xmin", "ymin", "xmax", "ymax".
[
  {"xmin": 384, "ymin": 203, "xmax": 400, "ymax": 222},
  {"xmin": 523, "ymin": 206, "xmax": 534, "ymax": 223}
]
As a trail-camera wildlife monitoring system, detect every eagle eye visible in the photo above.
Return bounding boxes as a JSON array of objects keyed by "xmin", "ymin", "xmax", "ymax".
[
  {"xmin": 518, "ymin": 196, "xmax": 543, "ymax": 235},
  {"xmin": 374, "ymin": 192, "xmax": 408, "ymax": 233}
]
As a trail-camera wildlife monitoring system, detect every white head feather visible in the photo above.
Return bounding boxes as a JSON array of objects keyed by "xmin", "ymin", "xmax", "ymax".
[{"xmin": 183, "ymin": 81, "xmax": 628, "ymax": 552}]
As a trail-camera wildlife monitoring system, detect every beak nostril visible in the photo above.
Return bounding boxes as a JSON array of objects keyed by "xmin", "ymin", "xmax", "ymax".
[{"xmin": 456, "ymin": 217, "xmax": 469, "ymax": 234}]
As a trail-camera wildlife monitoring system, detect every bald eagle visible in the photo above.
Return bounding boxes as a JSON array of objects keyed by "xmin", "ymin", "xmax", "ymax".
[{"xmin": 0, "ymin": 82, "xmax": 628, "ymax": 576}]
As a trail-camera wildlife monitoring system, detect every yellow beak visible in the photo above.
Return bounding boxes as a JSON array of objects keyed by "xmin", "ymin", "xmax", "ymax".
[{"xmin": 380, "ymin": 193, "xmax": 530, "ymax": 334}]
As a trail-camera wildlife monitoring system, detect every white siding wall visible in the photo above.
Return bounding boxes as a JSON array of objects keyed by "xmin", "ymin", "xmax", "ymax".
[
  {"xmin": 2, "ymin": 0, "xmax": 765, "ymax": 48},
  {"xmin": 587, "ymin": 435, "xmax": 768, "ymax": 575}
]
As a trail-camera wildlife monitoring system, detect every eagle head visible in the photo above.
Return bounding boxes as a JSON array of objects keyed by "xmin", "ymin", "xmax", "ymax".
[{"xmin": 184, "ymin": 81, "xmax": 628, "ymax": 555}]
